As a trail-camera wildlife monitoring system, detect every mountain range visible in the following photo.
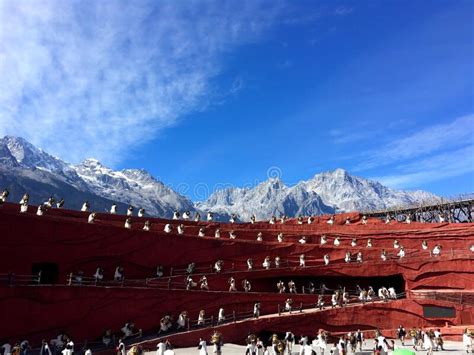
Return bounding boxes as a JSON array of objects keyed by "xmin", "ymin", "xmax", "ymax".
[{"xmin": 0, "ymin": 136, "xmax": 439, "ymax": 219}]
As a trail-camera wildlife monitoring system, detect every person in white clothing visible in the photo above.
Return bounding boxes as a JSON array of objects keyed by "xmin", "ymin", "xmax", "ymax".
[
  {"xmin": 381, "ymin": 249, "xmax": 388, "ymax": 261},
  {"xmin": 84, "ymin": 349, "xmax": 92, "ymax": 355},
  {"xmin": 176, "ymin": 311, "xmax": 187, "ymax": 330},
  {"xmin": 327, "ymin": 216, "xmax": 334, "ymax": 225},
  {"xmin": 228, "ymin": 277, "xmax": 237, "ymax": 292},
  {"xmin": 376, "ymin": 332, "xmax": 389, "ymax": 354},
  {"xmin": 198, "ymin": 338, "xmax": 208, "ymax": 355},
  {"xmin": 351, "ymin": 238, "xmax": 357, "ymax": 247},
  {"xmin": 229, "ymin": 230, "xmax": 237, "ymax": 239},
  {"xmin": 263, "ymin": 256, "xmax": 271, "ymax": 269},
  {"xmin": 299, "ymin": 236, "xmax": 307, "ymax": 244},
  {"xmin": 463, "ymin": 329, "xmax": 472, "ymax": 353},
  {"xmin": 36, "ymin": 205, "xmax": 45, "ymax": 216},
  {"xmin": 172, "ymin": 211, "xmax": 180, "ymax": 220},
  {"xmin": 194, "ymin": 213, "xmax": 201, "ymax": 222},
  {"xmin": 214, "ymin": 260, "xmax": 223, "ymax": 273},
  {"xmin": 214, "ymin": 229, "xmax": 220, "ymax": 239},
  {"xmin": 198, "ymin": 228, "xmax": 205, "ymax": 237},
  {"xmin": 124, "ymin": 218, "xmax": 132, "ymax": 229},
  {"xmin": 229, "ymin": 214, "xmax": 237, "ymax": 224},
  {"xmin": 207, "ymin": 212, "xmax": 213, "ymax": 222},
  {"xmin": 334, "ymin": 237, "xmax": 340, "ymax": 246},
  {"xmin": 269, "ymin": 216, "xmax": 276, "ymax": 224},
  {"xmin": 20, "ymin": 201, "xmax": 28, "ymax": 213},
  {"xmin": 344, "ymin": 251, "xmax": 351, "ymax": 263},
  {"xmin": 126, "ymin": 206, "xmax": 133, "ymax": 216},
  {"xmin": 114, "ymin": 266, "xmax": 124, "ymax": 281},
  {"xmin": 197, "ymin": 310, "xmax": 206, "ymax": 326},
  {"xmin": 423, "ymin": 331, "xmax": 434, "ymax": 355},
  {"xmin": 247, "ymin": 258, "xmax": 253, "ymax": 270},
  {"xmin": 250, "ymin": 214, "xmax": 256, "ymax": 224},
  {"xmin": 253, "ymin": 302, "xmax": 260, "ymax": 318},
  {"xmin": 177, "ymin": 224, "xmax": 185, "ymax": 235},
  {"xmin": 117, "ymin": 339, "xmax": 125, "ymax": 355},
  {"xmin": 62, "ymin": 338, "xmax": 74, "ymax": 355},
  {"xmin": 182, "ymin": 211, "xmax": 191, "ymax": 220},
  {"xmin": 93, "ymin": 267, "xmax": 104, "ymax": 283},
  {"xmin": 422, "ymin": 240, "xmax": 428, "ymax": 250},
  {"xmin": 256, "ymin": 232, "xmax": 263, "ymax": 242},
  {"xmin": 398, "ymin": 247, "xmax": 405, "ymax": 259},
  {"xmin": 143, "ymin": 220, "xmax": 151, "ymax": 231},
  {"xmin": 277, "ymin": 233, "xmax": 284, "ymax": 243},
  {"xmin": 312, "ymin": 330, "xmax": 327, "ymax": 354},
  {"xmin": 299, "ymin": 254, "xmax": 306, "ymax": 267},
  {"xmin": 275, "ymin": 256, "xmax": 281, "ymax": 268},
  {"xmin": 138, "ymin": 208, "xmax": 145, "ymax": 217},
  {"xmin": 367, "ymin": 238, "xmax": 373, "ymax": 248},
  {"xmin": 323, "ymin": 254, "xmax": 330, "ymax": 266},
  {"xmin": 81, "ymin": 201, "xmax": 89, "ymax": 212},
  {"xmin": 164, "ymin": 224, "xmax": 172, "ymax": 233},
  {"xmin": 356, "ymin": 252, "xmax": 363, "ymax": 263},
  {"xmin": 110, "ymin": 204, "xmax": 117, "ymax": 214},
  {"xmin": 1, "ymin": 342, "xmax": 11, "ymax": 355},
  {"xmin": 432, "ymin": 245, "xmax": 442, "ymax": 257},
  {"xmin": 217, "ymin": 308, "xmax": 225, "ymax": 323},
  {"xmin": 393, "ymin": 240, "xmax": 400, "ymax": 249},
  {"xmin": 320, "ymin": 235, "xmax": 327, "ymax": 245},
  {"xmin": 199, "ymin": 276, "xmax": 209, "ymax": 290},
  {"xmin": 156, "ymin": 341, "xmax": 165, "ymax": 355},
  {"xmin": 88, "ymin": 213, "xmax": 96, "ymax": 224}
]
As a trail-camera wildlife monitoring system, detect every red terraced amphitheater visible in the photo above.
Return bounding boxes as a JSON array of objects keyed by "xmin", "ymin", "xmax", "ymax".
[{"xmin": 0, "ymin": 201, "xmax": 473, "ymax": 350}]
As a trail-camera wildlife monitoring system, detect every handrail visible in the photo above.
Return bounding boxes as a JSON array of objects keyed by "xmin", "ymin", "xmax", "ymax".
[{"xmin": 2, "ymin": 250, "xmax": 472, "ymax": 290}]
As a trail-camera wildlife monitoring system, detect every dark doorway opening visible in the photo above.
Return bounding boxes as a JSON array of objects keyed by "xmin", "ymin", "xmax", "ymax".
[{"xmin": 32, "ymin": 262, "xmax": 59, "ymax": 284}]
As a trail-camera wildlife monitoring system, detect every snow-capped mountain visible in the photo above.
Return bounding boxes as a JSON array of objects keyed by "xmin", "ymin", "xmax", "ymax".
[
  {"xmin": 0, "ymin": 136, "xmax": 440, "ymax": 220},
  {"xmin": 301, "ymin": 168, "xmax": 439, "ymax": 212},
  {"xmin": 199, "ymin": 169, "xmax": 440, "ymax": 220},
  {"xmin": 196, "ymin": 178, "xmax": 334, "ymax": 220},
  {"xmin": 0, "ymin": 136, "xmax": 195, "ymax": 217},
  {"xmin": 74, "ymin": 158, "xmax": 195, "ymax": 217}
]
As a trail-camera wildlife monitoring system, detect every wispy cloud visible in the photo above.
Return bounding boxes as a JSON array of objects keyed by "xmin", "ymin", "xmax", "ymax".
[
  {"xmin": 358, "ymin": 114, "xmax": 474, "ymax": 188},
  {"xmin": 373, "ymin": 144, "xmax": 474, "ymax": 188},
  {"xmin": 0, "ymin": 0, "xmax": 287, "ymax": 165},
  {"xmin": 355, "ymin": 114, "xmax": 474, "ymax": 171}
]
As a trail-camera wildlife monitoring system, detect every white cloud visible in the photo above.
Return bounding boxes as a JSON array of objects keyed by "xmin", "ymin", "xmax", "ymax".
[
  {"xmin": 0, "ymin": 0, "xmax": 286, "ymax": 165},
  {"xmin": 355, "ymin": 114, "xmax": 474, "ymax": 171},
  {"xmin": 371, "ymin": 139, "xmax": 474, "ymax": 188}
]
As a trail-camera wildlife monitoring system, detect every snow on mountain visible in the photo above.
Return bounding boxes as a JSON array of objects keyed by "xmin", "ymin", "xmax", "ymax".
[
  {"xmin": 74, "ymin": 158, "xmax": 196, "ymax": 217},
  {"xmin": 301, "ymin": 168, "xmax": 440, "ymax": 212},
  {"xmin": 197, "ymin": 178, "xmax": 335, "ymax": 220},
  {"xmin": 0, "ymin": 136, "xmax": 441, "ymax": 219},
  {"xmin": 200, "ymin": 169, "xmax": 440, "ymax": 220},
  {"xmin": 0, "ymin": 136, "xmax": 195, "ymax": 217}
]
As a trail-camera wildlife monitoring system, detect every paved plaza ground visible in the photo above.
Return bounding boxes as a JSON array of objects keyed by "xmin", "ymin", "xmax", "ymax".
[{"xmin": 146, "ymin": 339, "xmax": 470, "ymax": 354}]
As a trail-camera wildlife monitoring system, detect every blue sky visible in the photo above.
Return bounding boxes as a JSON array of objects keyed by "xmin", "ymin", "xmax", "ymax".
[{"xmin": 0, "ymin": 0, "xmax": 472, "ymax": 200}]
